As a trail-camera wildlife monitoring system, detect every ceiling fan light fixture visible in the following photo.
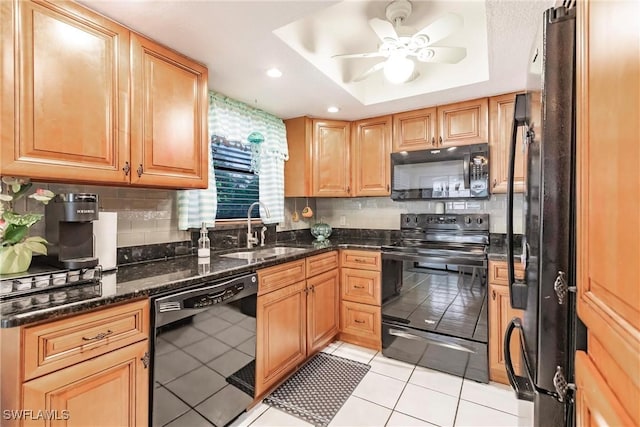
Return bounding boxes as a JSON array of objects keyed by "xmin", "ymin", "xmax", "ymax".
[
  {"xmin": 417, "ymin": 48, "xmax": 435, "ymax": 62},
  {"xmin": 384, "ymin": 54, "xmax": 414, "ymax": 84}
]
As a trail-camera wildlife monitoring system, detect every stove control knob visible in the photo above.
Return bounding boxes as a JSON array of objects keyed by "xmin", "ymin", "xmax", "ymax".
[
  {"xmin": 447, "ymin": 218, "xmax": 456, "ymax": 223},
  {"xmin": 464, "ymin": 216, "xmax": 472, "ymax": 224},
  {"xmin": 476, "ymin": 217, "xmax": 484, "ymax": 225}
]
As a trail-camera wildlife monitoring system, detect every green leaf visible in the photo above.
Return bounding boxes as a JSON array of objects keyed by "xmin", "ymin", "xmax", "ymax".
[
  {"xmin": 2, "ymin": 224, "xmax": 28, "ymax": 245},
  {"xmin": 10, "ymin": 182, "xmax": 33, "ymax": 201},
  {"xmin": 2, "ymin": 211, "xmax": 43, "ymax": 227},
  {"xmin": 23, "ymin": 236, "xmax": 48, "ymax": 255}
]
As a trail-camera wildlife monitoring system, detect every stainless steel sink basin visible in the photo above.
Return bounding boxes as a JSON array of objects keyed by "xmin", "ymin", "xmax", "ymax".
[{"xmin": 220, "ymin": 246, "xmax": 308, "ymax": 260}]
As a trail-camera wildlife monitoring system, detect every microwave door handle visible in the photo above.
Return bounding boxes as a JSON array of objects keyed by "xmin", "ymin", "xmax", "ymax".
[
  {"xmin": 507, "ymin": 98, "xmax": 527, "ymax": 310},
  {"xmin": 463, "ymin": 153, "xmax": 471, "ymax": 189}
]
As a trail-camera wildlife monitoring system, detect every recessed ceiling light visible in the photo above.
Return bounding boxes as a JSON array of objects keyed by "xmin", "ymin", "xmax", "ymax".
[
  {"xmin": 327, "ymin": 106, "xmax": 340, "ymax": 113},
  {"xmin": 266, "ymin": 68, "xmax": 282, "ymax": 78}
]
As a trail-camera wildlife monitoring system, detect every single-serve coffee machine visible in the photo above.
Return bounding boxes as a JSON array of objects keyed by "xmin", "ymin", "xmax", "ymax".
[{"xmin": 45, "ymin": 193, "xmax": 99, "ymax": 269}]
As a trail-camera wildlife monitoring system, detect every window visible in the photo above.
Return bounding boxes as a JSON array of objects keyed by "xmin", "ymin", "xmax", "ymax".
[{"xmin": 212, "ymin": 135, "xmax": 259, "ymax": 220}]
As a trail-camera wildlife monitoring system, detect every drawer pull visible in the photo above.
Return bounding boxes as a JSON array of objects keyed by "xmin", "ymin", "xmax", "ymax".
[
  {"xmin": 354, "ymin": 285, "xmax": 365, "ymax": 289},
  {"xmin": 82, "ymin": 330, "xmax": 113, "ymax": 342},
  {"xmin": 354, "ymin": 258, "xmax": 366, "ymax": 263},
  {"xmin": 354, "ymin": 319, "xmax": 365, "ymax": 324}
]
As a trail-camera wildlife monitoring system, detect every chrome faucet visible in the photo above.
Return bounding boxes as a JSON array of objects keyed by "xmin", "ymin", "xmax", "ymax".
[{"xmin": 247, "ymin": 201, "xmax": 270, "ymax": 248}]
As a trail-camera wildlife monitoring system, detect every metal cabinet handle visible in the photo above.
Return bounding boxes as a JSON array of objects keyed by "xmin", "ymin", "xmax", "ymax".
[
  {"xmin": 354, "ymin": 258, "xmax": 366, "ymax": 263},
  {"xmin": 122, "ymin": 162, "xmax": 131, "ymax": 176},
  {"xmin": 354, "ymin": 319, "xmax": 365, "ymax": 324},
  {"xmin": 386, "ymin": 184, "xmax": 390, "ymax": 192},
  {"xmin": 493, "ymin": 179, "xmax": 498, "ymax": 188},
  {"xmin": 141, "ymin": 352, "xmax": 150, "ymax": 369},
  {"xmin": 431, "ymin": 137, "xmax": 435, "ymax": 146},
  {"xmin": 439, "ymin": 136, "xmax": 443, "ymax": 145},
  {"xmin": 354, "ymin": 285, "xmax": 365, "ymax": 289},
  {"xmin": 492, "ymin": 290, "xmax": 496, "ymax": 300},
  {"xmin": 82, "ymin": 330, "xmax": 113, "ymax": 342},
  {"xmin": 137, "ymin": 164, "xmax": 144, "ymax": 177},
  {"xmin": 346, "ymin": 186, "xmax": 350, "ymax": 194}
]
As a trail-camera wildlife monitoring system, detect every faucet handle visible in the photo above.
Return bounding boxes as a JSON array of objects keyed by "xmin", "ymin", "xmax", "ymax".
[{"xmin": 260, "ymin": 226, "xmax": 267, "ymax": 246}]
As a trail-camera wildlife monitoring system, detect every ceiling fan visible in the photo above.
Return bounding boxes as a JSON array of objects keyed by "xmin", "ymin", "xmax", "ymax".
[{"xmin": 333, "ymin": 0, "xmax": 467, "ymax": 84}]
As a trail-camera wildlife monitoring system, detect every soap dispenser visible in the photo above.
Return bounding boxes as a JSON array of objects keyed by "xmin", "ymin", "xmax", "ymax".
[{"xmin": 198, "ymin": 223, "xmax": 210, "ymax": 257}]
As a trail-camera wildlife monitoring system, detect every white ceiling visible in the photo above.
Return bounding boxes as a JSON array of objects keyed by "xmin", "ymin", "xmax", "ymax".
[{"xmin": 79, "ymin": 0, "xmax": 553, "ymax": 121}]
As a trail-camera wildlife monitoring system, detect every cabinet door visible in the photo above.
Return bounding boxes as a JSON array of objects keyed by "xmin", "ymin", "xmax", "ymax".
[
  {"xmin": 22, "ymin": 340, "xmax": 149, "ymax": 427},
  {"xmin": 576, "ymin": 0, "xmax": 640, "ymax": 423},
  {"xmin": 352, "ymin": 115, "xmax": 392, "ymax": 196},
  {"xmin": 489, "ymin": 93, "xmax": 526, "ymax": 193},
  {"xmin": 437, "ymin": 98, "xmax": 488, "ymax": 147},
  {"xmin": 488, "ymin": 283, "xmax": 523, "ymax": 384},
  {"xmin": 130, "ymin": 33, "xmax": 208, "ymax": 189},
  {"xmin": 307, "ymin": 269, "xmax": 339, "ymax": 354},
  {"xmin": 312, "ymin": 120, "xmax": 351, "ymax": 197},
  {"xmin": 392, "ymin": 107, "xmax": 438, "ymax": 152},
  {"xmin": 2, "ymin": 0, "xmax": 129, "ymax": 184},
  {"xmin": 283, "ymin": 117, "xmax": 312, "ymax": 197},
  {"xmin": 255, "ymin": 281, "xmax": 306, "ymax": 397}
]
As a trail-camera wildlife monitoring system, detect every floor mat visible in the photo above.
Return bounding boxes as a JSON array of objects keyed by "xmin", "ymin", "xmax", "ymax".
[
  {"xmin": 226, "ymin": 360, "xmax": 256, "ymax": 397},
  {"xmin": 264, "ymin": 352, "xmax": 370, "ymax": 427}
]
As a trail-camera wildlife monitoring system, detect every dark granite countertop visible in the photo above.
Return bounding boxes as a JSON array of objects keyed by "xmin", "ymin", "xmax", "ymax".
[{"xmin": 0, "ymin": 239, "xmax": 389, "ymax": 328}]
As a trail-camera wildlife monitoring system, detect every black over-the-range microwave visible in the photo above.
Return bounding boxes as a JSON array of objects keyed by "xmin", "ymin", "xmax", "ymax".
[{"xmin": 390, "ymin": 143, "xmax": 490, "ymax": 200}]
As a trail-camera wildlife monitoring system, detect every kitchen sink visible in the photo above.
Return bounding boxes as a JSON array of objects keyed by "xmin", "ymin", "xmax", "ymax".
[{"xmin": 220, "ymin": 246, "xmax": 308, "ymax": 260}]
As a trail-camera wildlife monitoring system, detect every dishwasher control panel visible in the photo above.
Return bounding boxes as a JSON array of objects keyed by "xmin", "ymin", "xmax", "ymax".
[{"xmin": 183, "ymin": 283, "xmax": 244, "ymax": 309}]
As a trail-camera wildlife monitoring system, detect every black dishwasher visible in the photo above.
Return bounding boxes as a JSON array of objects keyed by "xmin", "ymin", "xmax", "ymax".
[{"xmin": 150, "ymin": 273, "xmax": 258, "ymax": 427}]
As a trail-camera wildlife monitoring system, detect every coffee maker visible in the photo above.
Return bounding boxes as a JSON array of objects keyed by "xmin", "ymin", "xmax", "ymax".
[{"xmin": 45, "ymin": 193, "xmax": 99, "ymax": 269}]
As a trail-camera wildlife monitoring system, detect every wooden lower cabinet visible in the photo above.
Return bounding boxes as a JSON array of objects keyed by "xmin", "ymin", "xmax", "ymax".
[
  {"xmin": 256, "ymin": 253, "xmax": 341, "ymax": 398},
  {"xmin": 338, "ymin": 250, "xmax": 382, "ymax": 350},
  {"xmin": 0, "ymin": 300, "xmax": 150, "ymax": 427},
  {"xmin": 22, "ymin": 340, "xmax": 149, "ymax": 427},
  {"xmin": 255, "ymin": 281, "xmax": 307, "ymax": 397},
  {"xmin": 306, "ymin": 269, "xmax": 339, "ymax": 354},
  {"xmin": 488, "ymin": 260, "xmax": 524, "ymax": 384}
]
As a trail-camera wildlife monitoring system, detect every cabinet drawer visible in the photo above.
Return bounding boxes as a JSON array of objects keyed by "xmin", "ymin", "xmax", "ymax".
[
  {"xmin": 23, "ymin": 299, "xmax": 149, "ymax": 381},
  {"xmin": 341, "ymin": 268, "xmax": 380, "ymax": 306},
  {"xmin": 306, "ymin": 251, "xmax": 338, "ymax": 278},
  {"xmin": 340, "ymin": 301, "xmax": 381, "ymax": 339},
  {"xmin": 258, "ymin": 259, "xmax": 305, "ymax": 295},
  {"xmin": 340, "ymin": 250, "xmax": 381, "ymax": 271},
  {"xmin": 489, "ymin": 260, "xmax": 524, "ymax": 285}
]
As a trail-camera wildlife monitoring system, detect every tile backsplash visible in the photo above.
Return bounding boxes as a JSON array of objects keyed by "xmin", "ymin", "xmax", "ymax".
[
  {"xmin": 312, "ymin": 194, "xmax": 524, "ymax": 234},
  {"xmin": 23, "ymin": 183, "xmax": 190, "ymax": 248}
]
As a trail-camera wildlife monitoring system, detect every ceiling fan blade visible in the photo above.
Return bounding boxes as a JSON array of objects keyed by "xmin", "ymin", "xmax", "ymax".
[
  {"xmin": 369, "ymin": 18, "xmax": 398, "ymax": 42},
  {"xmin": 413, "ymin": 13, "xmax": 463, "ymax": 45},
  {"xmin": 416, "ymin": 46, "xmax": 467, "ymax": 63},
  {"xmin": 332, "ymin": 52, "xmax": 387, "ymax": 59},
  {"xmin": 351, "ymin": 61, "xmax": 386, "ymax": 82}
]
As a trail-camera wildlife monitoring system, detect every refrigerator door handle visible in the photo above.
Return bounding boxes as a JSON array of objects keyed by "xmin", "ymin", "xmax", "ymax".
[
  {"xmin": 507, "ymin": 93, "xmax": 529, "ymax": 310},
  {"xmin": 503, "ymin": 317, "xmax": 535, "ymax": 401}
]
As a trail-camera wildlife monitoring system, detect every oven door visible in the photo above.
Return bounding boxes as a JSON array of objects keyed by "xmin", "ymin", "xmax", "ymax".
[{"xmin": 381, "ymin": 252, "xmax": 489, "ymax": 383}]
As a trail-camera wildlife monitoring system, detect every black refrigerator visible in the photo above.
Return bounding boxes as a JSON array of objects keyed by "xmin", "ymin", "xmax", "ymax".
[{"xmin": 504, "ymin": 4, "xmax": 585, "ymax": 427}]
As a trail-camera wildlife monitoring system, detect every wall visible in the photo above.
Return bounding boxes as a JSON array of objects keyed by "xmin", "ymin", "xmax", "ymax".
[
  {"xmin": 313, "ymin": 194, "xmax": 524, "ymax": 233},
  {"xmin": 22, "ymin": 183, "xmax": 190, "ymax": 248}
]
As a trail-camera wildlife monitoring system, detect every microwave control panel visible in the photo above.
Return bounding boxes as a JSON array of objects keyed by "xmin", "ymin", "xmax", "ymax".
[{"xmin": 470, "ymin": 154, "xmax": 489, "ymax": 196}]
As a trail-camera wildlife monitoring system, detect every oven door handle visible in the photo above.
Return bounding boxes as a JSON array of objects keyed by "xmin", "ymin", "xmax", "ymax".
[{"xmin": 388, "ymin": 328, "xmax": 476, "ymax": 353}]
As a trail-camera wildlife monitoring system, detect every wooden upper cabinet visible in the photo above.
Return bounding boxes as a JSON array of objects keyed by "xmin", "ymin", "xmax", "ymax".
[
  {"xmin": 576, "ymin": 0, "xmax": 639, "ymax": 424},
  {"xmin": 1, "ymin": 0, "xmax": 129, "ymax": 183},
  {"xmin": 130, "ymin": 33, "xmax": 208, "ymax": 188},
  {"xmin": 437, "ymin": 98, "xmax": 488, "ymax": 147},
  {"xmin": 312, "ymin": 119, "xmax": 351, "ymax": 197},
  {"xmin": 489, "ymin": 93, "xmax": 526, "ymax": 193},
  {"xmin": 1, "ymin": 0, "xmax": 208, "ymax": 189},
  {"xmin": 283, "ymin": 117, "xmax": 312, "ymax": 197},
  {"xmin": 352, "ymin": 115, "xmax": 392, "ymax": 196},
  {"xmin": 392, "ymin": 107, "xmax": 437, "ymax": 152}
]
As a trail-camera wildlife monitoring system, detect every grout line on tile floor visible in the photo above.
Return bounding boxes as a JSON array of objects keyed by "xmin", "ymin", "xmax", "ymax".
[{"xmin": 457, "ymin": 397, "xmax": 519, "ymax": 416}]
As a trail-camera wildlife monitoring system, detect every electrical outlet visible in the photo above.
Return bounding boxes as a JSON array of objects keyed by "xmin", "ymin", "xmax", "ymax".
[{"xmin": 339, "ymin": 215, "xmax": 346, "ymax": 226}]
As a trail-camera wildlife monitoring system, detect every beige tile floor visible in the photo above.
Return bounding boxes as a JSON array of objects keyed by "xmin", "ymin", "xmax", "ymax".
[{"xmin": 231, "ymin": 341, "xmax": 533, "ymax": 427}]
